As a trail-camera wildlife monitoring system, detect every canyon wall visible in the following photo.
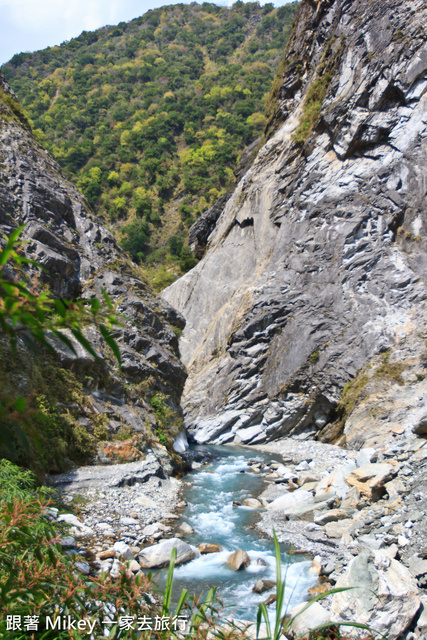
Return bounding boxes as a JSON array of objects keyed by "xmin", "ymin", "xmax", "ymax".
[
  {"xmin": 163, "ymin": 0, "xmax": 427, "ymax": 448},
  {"xmin": 0, "ymin": 72, "xmax": 187, "ymax": 469}
]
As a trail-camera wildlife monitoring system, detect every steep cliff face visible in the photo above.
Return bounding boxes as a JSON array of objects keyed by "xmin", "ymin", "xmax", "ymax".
[
  {"xmin": 0, "ymin": 72, "xmax": 187, "ymax": 470},
  {"xmin": 163, "ymin": 0, "xmax": 427, "ymax": 448}
]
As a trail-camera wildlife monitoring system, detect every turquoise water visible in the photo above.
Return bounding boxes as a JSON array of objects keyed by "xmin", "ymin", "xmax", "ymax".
[{"xmin": 169, "ymin": 445, "xmax": 316, "ymax": 622}]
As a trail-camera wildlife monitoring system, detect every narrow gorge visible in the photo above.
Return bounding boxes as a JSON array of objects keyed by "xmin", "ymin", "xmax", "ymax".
[{"xmin": 1, "ymin": 0, "xmax": 427, "ymax": 638}]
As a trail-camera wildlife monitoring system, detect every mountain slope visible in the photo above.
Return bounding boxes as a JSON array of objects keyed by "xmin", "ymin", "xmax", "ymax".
[
  {"xmin": 0, "ymin": 71, "xmax": 187, "ymax": 473},
  {"xmin": 163, "ymin": 0, "xmax": 427, "ymax": 448},
  {"xmin": 2, "ymin": 2, "xmax": 298, "ymax": 282}
]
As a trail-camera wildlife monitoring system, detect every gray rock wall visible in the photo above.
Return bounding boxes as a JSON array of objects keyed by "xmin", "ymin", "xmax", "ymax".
[
  {"xmin": 0, "ymin": 73, "xmax": 187, "ymax": 465},
  {"xmin": 163, "ymin": 0, "xmax": 427, "ymax": 446}
]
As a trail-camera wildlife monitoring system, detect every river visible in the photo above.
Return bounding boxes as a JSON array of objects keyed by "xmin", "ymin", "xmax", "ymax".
[{"xmin": 166, "ymin": 444, "xmax": 316, "ymax": 623}]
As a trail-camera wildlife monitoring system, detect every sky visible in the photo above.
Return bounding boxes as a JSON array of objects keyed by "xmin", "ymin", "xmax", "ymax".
[{"xmin": 0, "ymin": 0, "xmax": 294, "ymax": 67}]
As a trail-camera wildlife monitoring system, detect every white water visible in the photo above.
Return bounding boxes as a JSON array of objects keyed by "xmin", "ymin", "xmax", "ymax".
[{"xmin": 169, "ymin": 445, "xmax": 316, "ymax": 622}]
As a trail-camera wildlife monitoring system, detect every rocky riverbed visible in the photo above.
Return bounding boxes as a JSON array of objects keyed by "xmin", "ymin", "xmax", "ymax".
[
  {"xmin": 253, "ymin": 434, "xmax": 427, "ymax": 639},
  {"xmin": 48, "ymin": 432, "xmax": 427, "ymax": 639}
]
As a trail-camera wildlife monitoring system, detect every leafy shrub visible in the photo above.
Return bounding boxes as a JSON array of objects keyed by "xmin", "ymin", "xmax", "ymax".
[{"xmin": 0, "ymin": 462, "xmax": 239, "ymax": 640}]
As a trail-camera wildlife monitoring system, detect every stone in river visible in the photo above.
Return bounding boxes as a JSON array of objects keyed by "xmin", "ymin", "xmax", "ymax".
[
  {"xmin": 253, "ymin": 579, "xmax": 276, "ymax": 594},
  {"xmin": 138, "ymin": 538, "xmax": 196, "ymax": 569},
  {"xmin": 242, "ymin": 498, "xmax": 262, "ymax": 508},
  {"xmin": 198, "ymin": 543, "xmax": 222, "ymax": 554},
  {"xmin": 179, "ymin": 522, "xmax": 194, "ymax": 534},
  {"xmin": 227, "ymin": 549, "xmax": 251, "ymax": 571}
]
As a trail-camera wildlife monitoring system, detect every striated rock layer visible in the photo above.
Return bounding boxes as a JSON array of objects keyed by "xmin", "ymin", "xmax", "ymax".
[
  {"xmin": 163, "ymin": 0, "xmax": 427, "ymax": 447},
  {"xmin": 0, "ymin": 72, "xmax": 187, "ymax": 467}
]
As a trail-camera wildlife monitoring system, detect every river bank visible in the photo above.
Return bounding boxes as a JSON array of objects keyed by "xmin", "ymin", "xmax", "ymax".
[{"xmin": 48, "ymin": 431, "xmax": 427, "ymax": 638}]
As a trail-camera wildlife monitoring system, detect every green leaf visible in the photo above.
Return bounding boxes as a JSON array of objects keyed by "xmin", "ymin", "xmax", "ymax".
[
  {"xmin": 0, "ymin": 226, "xmax": 24, "ymax": 265},
  {"xmin": 99, "ymin": 324, "xmax": 121, "ymax": 367},
  {"xmin": 14, "ymin": 397, "xmax": 27, "ymax": 412},
  {"xmin": 54, "ymin": 299, "xmax": 67, "ymax": 317},
  {"xmin": 70, "ymin": 329, "xmax": 99, "ymax": 360},
  {"xmin": 101, "ymin": 288, "xmax": 114, "ymax": 309},
  {"xmin": 91, "ymin": 297, "xmax": 100, "ymax": 315},
  {"xmin": 163, "ymin": 546, "xmax": 177, "ymax": 616},
  {"xmin": 256, "ymin": 602, "xmax": 272, "ymax": 640},
  {"xmin": 51, "ymin": 329, "xmax": 78, "ymax": 355}
]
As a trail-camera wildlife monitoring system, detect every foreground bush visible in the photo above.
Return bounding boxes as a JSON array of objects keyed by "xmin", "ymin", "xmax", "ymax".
[{"xmin": 0, "ymin": 461, "xmax": 241, "ymax": 640}]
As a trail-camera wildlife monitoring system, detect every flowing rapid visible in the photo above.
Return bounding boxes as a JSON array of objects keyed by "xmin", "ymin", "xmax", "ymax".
[{"xmin": 169, "ymin": 445, "xmax": 316, "ymax": 622}]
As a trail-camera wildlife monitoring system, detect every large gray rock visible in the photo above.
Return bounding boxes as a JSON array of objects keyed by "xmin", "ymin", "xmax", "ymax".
[
  {"xmin": 267, "ymin": 489, "xmax": 313, "ymax": 513},
  {"xmin": 0, "ymin": 73, "xmax": 187, "ymax": 468},
  {"xmin": 329, "ymin": 549, "xmax": 421, "ymax": 639},
  {"xmin": 138, "ymin": 538, "xmax": 196, "ymax": 569},
  {"xmin": 345, "ymin": 463, "xmax": 396, "ymax": 501},
  {"xmin": 288, "ymin": 601, "xmax": 331, "ymax": 638},
  {"xmin": 162, "ymin": 0, "xmax": 427, "ymax": 448}
]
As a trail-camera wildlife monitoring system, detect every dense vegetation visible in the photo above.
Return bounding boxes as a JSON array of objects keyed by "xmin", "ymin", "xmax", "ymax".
[
  {"xmin": 2, "ymin": 1, "xmax": 298, "ymax": 286},
  {"xmin": 0, "ymin": 459, "xmax": 232, "ymax": 640}
]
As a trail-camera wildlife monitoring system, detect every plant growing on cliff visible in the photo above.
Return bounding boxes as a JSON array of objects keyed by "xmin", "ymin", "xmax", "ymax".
[
  {"xmin": 292, "ymin": 72, "xmax": 332, "ymax": 144},
  {"xmin": 149, "ymin": 392, "xmax": 183, "ymax": 447},
  {"xmin": 0, "ymin": 226, "xmax": 123, "ymax": 468}
]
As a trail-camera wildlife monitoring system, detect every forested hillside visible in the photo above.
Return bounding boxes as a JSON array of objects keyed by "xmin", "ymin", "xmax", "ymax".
[{"xmin": 2, "ymin": 1, "xmax": 298, "ymax": 287}]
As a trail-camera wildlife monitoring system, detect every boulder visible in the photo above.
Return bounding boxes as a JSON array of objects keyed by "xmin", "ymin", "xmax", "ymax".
[
  {"xmin": 58, "ymin": 536, "xmax": 76, "ymax": 548},
  {"xmin": 179, "ymin": 522, "xmax": 194, "ymax": 534},
  {"xmin": 138, "ymin": 538, "xmax": 196, "ymax": 569},
  {"xmin": 75, "ymin": 561, "xmax": 90, "ymax": 575},
  {"xmin": 128, "ymin": 559, "xmax": 141, "ymax": 573},
  {"xmin": 408, "ymin": 554, "xmax": 427, "ymax": 581},
  {"xmin": 315, "ymin": 462, "xmax": 356, "ymax": 502},
  {"xmin": 324, "ymin": 518, "xmax": 354, "ymax": 539},
  {"xmin": 242, "ymin": 498, "xmax": 262, "ymax": 508},
  {"xmin": 267, "ymin": 489, "xmax": 313, "ymax": 513},
  {"xmin": 413, "ymin": 415, "xmax": 427, "ymax": 437},
  {"xmin": 113, "ymin": 541, "xmax": 134, "ymax": 561},
  {"xmin": 121, "ymin": 516, "xmax": 139, "ymax": 526},
  {"xmin": 57, "ymin": 513, "xmax": 94, "ymax": 538},
  {"xmin": 329, "ymin": 549, "xmax": 421, "ymax": 639},
  {"xmin": 314, "ymin": 508, "xmax": 355, "ymax": 526},
  {"xmin": 98, "ymin": 548, "xmax": 116, "ymax": 560},
  {"xmin": 227, "ymin": 549, "xmax": 251, "ymax": 571},
  {"xmin": 134, "ymin": 495, "xmax": 156, "ymax": 508},
  {"xmin": 198, "ymin": 543, "xmax": 222, "ymax": 554},
  {"xmin": 344, "ymin": 463, "xmax": 395, "ymax": 501},
  {"xmin": 309, "ymin": 555, "xmax": 322, "ymax": 576},
  {"xmin": 416, "ymin": 596, "xmax": 427, "ymax": 634},
  {"xmin": 288, "ymin": 601, "xmax": 331, "ymax": 637},
  {"xmin": 253, "ymin": 579, "xmax": 276, "ymax": 594},
  {"xmin": 308, "ymin": 582, "xmax": 333, "ymax": 597},
  {"xmin": 142, "ymin": 522, "xmax": 171, "ymax": 538}
]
